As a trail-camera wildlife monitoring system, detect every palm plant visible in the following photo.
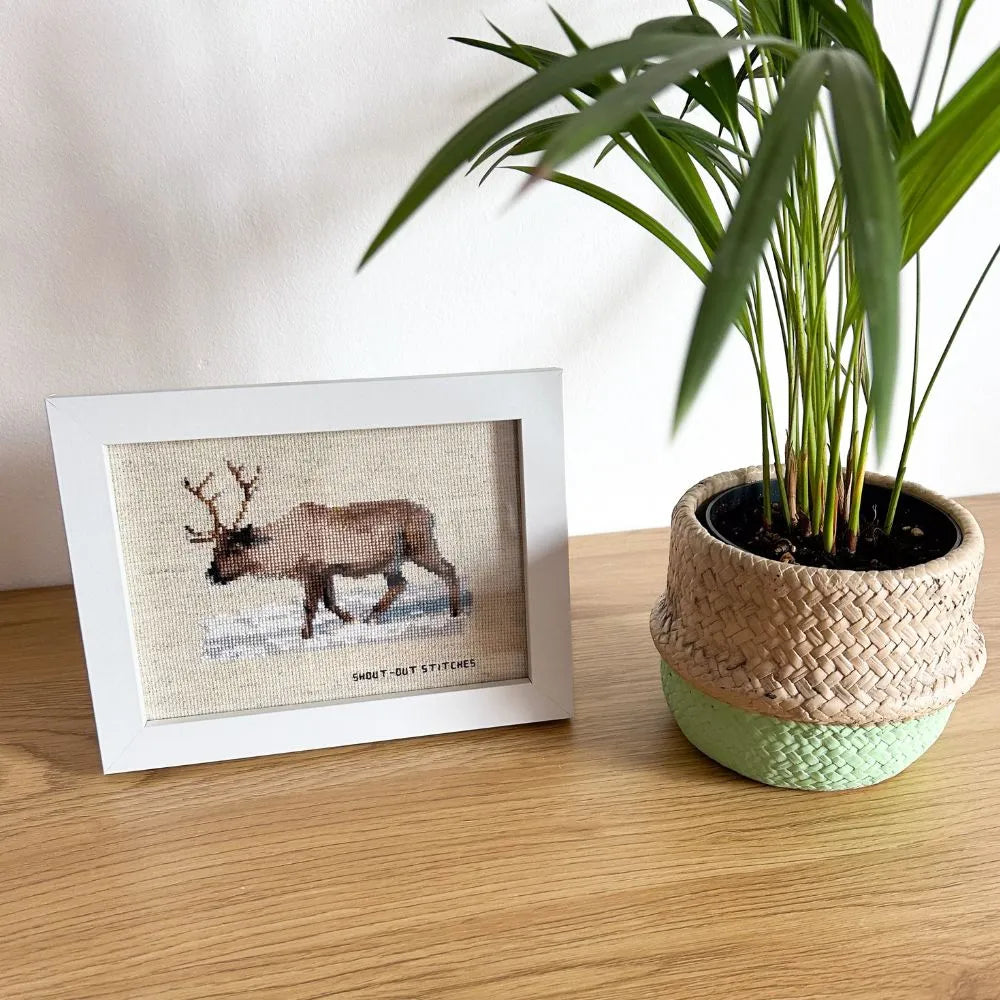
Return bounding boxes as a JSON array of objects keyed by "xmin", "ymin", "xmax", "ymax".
[{"xmin": 360, "ymin": 0, "xmax": 1000, "ymax": 560}]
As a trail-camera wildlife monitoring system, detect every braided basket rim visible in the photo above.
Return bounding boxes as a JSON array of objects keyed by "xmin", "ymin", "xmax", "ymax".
[{"xmin": 674, "ymin": 466, "xmax": 983, "ymax": 585}]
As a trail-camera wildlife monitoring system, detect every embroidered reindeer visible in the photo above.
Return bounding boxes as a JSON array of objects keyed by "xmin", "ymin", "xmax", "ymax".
[{"xmin": 184, "ymin": 461, "xmax": 461, "ymax": 639}]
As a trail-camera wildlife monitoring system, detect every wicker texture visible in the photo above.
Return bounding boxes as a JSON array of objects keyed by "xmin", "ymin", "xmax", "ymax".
[
  {"xmin": 651, "ymin": 468, "xmax": 987, "ymax": 725},
  {"xmin": 660, "ymin": 661, "xmax": 952, "ymax": 790}
]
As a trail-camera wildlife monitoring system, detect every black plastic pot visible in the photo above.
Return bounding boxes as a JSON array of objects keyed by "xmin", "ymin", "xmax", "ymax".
[{"xmin": 698, "ymin": 478, "xmax": 962, "ymax": 561}]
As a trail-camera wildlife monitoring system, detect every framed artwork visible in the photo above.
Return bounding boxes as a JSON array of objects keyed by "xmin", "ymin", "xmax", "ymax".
[{"xmin": 47, "ymin": 370, "xmax": 572, "ymax": 773}]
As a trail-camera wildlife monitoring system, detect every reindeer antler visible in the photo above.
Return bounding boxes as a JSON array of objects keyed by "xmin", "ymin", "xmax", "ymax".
[
  {"xmin": 183, "ymin": 472, "xmax": 226, "ymax": 543},
  {"xmin": 183, "ymin": 462, "xmax": 263, "ymax": 542},
  {"xmin": 226, "ymin": 460, "xmax": 262, "ymax": 530}
]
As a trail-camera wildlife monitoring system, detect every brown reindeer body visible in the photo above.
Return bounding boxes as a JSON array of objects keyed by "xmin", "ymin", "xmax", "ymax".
[{"xmin": 184, "ymin": 465, "xmax": 461, "ymax": 639}]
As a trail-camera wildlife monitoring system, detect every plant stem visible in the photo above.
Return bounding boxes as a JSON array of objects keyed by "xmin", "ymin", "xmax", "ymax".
[
  {"xmin": 847, "ymin": 403, "xmax": 875, "ymax": 554},
  {"xmin": 884, "ymin": 255, "xmax": 922, "ymax": 535},
  {"xmin": 884, "ymin": 236, "xmax": 1000, "ymax": 532},
  {"xmin": 914, "ymin": 237, "xmax": 1000, "ymax": 427},
  {"xmin": 911, "ymin": 0, "xmax": 947, "ymax": 111},
  {"xmin": 752, "ymin": 273, "xmax": 792, "ymax": 526},
  {"xmin": 932, "ymin": 0, "xmax": 965, "ymax": 115},
  {"xmin": 760, "ymin": 397, "xmax": 773, "ymax": 526}
]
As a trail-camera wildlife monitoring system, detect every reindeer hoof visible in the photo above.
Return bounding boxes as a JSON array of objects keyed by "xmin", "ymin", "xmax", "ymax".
[
  {"xmin": 301, "ymin": 626, "xmax": 313, "ymax": 640},
  {"xmin": 340, "ymin": 612, "xmax": 355, "ymax": 624}
]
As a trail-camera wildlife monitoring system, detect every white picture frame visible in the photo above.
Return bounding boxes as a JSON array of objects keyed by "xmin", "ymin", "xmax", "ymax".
[{"xmin": 47, "ymin": 369, "xmax": 572, "ymax": 773}]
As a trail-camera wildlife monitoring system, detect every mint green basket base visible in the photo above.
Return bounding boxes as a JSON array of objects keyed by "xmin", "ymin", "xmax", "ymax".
[{"xmin": 660, "ymin": 661, "xmax": 952, "ymax": 790}]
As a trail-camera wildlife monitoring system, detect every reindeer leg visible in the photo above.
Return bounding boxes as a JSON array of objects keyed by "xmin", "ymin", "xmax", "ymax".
[
  {"xmin": 301, "ymin": 577, "xmax": 323, "ymax": 640},
  {"xmin": 323, "ymin": 574, "xmax": 354, "ymax": 624},
  {"xmin": 410, "ymin": 551, "xmax": 461, "ymax": 617},
  {"xmin": 365, "ymin": 571, "xmax": 407, "ymax": 624}
]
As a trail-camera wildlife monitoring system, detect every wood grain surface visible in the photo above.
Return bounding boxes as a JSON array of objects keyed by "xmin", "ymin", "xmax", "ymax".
[{"xmin": 2, "ymin": 496, "xmax": 999, "ymax": 1000}]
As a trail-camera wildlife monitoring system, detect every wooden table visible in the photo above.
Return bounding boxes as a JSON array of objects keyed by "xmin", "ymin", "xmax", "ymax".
[{"xmin": 3, "ymin": 500, "xmax": 999, "ymax": 1000}]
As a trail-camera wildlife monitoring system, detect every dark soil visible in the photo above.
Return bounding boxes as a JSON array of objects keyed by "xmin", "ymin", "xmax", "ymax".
[{"xmin": 700, "ymin": 481, "xmax": 959, "ymax": 571}]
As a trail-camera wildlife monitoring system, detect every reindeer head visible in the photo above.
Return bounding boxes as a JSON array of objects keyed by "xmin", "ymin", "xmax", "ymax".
[{"xmin": 183, "ymin": 461, "xmax": 266, "ymax": 585}]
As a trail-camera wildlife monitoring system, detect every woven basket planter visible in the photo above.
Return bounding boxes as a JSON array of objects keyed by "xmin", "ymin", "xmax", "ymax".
[{"xmin": 650, "ymin": 468, "xmax": 987, "ymax": 790}]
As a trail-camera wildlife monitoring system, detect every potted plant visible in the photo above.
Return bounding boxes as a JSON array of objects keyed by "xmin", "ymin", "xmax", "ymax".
[{"xmin": 359, "ymin": 1, "xmax": 998, "ymax": 789}]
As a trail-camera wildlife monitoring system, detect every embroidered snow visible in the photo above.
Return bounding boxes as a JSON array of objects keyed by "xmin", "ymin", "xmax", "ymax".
[{"xmin": 202, "ymin": 581, "xmax": 473, "ymax": 662}]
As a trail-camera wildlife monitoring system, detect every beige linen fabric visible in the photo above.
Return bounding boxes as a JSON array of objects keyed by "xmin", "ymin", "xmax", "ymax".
[{"xmin": 107, "ymin": 420, "xmax": 527, "ymax": 720}]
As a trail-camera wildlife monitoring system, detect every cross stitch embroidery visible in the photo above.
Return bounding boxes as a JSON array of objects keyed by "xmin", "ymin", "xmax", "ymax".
[
  {"xmin": 183, "ymin": 461, "xmax": 465, "ymax": 641},
  {"xmin": 107, "ymin": 420, "xmax": 526, "ymax": 720}
]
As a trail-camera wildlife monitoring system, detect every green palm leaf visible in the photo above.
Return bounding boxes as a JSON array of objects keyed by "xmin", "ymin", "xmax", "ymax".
[
  {"xmin": 534, "ymin": 34, "xmax": 798, "ymax": 180},
  {"xmin": 633, "ymin": 17, "xmax": 740, "ymax": 132},
  {"xmin": 504, "ymin": 165, "xmax": 708, "ymax": 282},
  {"xmin": 902, "ymin": 45, "xmax": 1000, "ymax": 261},
  {"xmin": 703, "ymin": 0, "xmax": 782, "ymax": 35},
  {"xmin": 948, "ymin": 0, "xmax": 977, "ymax": 51},
  {"xmin": 547, "ymin": 5, "xmax": 588, "ymax": 54},
  {"xmin": 466, "ymin": 116, "xmax": 572, "ymax": 176},
  {"xmin": 827, "ymin": 47, "xmax": 901, "ymax": 455},
  {"xmin": 801, "ymin": 0, "xmax": 915, "ymax": 152},
  {"xmin": 447, "ymin": 37, "xmax": 602, "ymax": 100},
  {"xmin": 359, "ymin": 32, "xmax": 752, "ymax": 268}
]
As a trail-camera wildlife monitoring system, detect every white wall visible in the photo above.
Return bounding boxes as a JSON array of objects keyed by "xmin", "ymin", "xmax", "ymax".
[{"xmin": 3, "ymin": 0, "xmax": 999, "ymax": 589}]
